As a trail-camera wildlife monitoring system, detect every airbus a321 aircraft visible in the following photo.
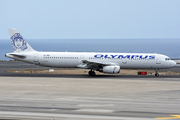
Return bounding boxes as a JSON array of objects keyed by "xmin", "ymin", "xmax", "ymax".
[{"xmin": 5, "ymin": 28, "xmax": 176, "ymax": 76}]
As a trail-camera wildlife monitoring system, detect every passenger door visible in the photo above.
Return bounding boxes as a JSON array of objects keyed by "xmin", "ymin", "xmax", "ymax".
[
  {"xmin": 34, "ymin": 53, "xmax": 39, "ymax": 64},
  {"xmin": 34, "ymin": 53, "xmax": 39, "ymax": 62},
  {"xmin": 156, "ymin": 55, "xmax": 161, "ymax": 64}
]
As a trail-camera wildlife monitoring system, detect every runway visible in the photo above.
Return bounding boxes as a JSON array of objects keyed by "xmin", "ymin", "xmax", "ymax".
[
  {"xmin": 0, "ymin": 62, "xmax": 180, "ymax": 120},
  {"xmin": 0, "ymin": 76, "xmax": 180, "ymax": 120}
]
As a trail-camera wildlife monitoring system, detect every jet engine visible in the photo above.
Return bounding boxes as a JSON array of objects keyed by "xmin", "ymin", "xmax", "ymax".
[{"xmin": 98, "ymin": 66, "xmax": 120, "ymax": 74}]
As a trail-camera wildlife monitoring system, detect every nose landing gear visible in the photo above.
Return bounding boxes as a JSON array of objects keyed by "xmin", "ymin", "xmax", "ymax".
[
  {"xmin": 88, "ymin": 70, "xmax": 96, "ymax": 76},
  {"xmin": 155, "ymin": 69, "xmax": 159, "ymax": 77}
]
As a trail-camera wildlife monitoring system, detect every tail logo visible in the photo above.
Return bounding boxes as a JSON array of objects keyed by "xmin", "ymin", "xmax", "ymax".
[{"xmin": 11, "ymin": 33, "xmax": 28, "ymax": 51}]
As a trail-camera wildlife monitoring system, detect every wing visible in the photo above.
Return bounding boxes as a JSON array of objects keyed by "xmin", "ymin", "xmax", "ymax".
[{"xmin": 77, "ymin": 60, "xmax": 119, "ymax": 69}]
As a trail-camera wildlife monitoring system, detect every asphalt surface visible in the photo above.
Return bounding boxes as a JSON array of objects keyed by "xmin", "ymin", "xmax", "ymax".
[
  {"xmin": 1, "ymin": 62, "xmax": 180, "ymax": 78},
  {"xmin": 0, "ymin": 62, "xmax": 180, "ymax": 120}
]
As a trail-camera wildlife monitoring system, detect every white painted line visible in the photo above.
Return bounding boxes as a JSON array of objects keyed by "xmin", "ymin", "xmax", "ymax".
[
  {"xmin": 77, "ymin": 104, "xmax": 114, "ymax": 107},
  {"xmin": 75, "ymin": 109, "xmax": 114, "ymax": 113}
]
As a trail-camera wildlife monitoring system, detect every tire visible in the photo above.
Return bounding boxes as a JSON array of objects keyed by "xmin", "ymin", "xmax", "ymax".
[
  {"xmin": 91, "ymin": 71, "xmax": 96, "ymax": 76},
  {"xmin": 156, "ymin": 73, "xmax": 159, "ymax": 77},
  {"xmin": 88, "ymin": 71, "xmax": 96, "ymax": 76},
  {"xmin": 155, "ymin": 73, "xmax": 159, "ymax": 77},
  {"xmin": 88, "ymin": 71, "xmax": 92, "ymax": 76}
]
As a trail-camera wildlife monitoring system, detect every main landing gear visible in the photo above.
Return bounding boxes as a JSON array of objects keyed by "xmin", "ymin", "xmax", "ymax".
[
  {"xmin": 89, "ymin": 70, "xmax": 96, "ymax": 76},
  {"xmin": 155, "ymin": 69, "xmax": 159, "ymax": 77}
]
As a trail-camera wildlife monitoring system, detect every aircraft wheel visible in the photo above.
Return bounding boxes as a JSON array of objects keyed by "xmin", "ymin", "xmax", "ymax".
[
  {"xmin": 88, "ymin": 71, "xmax": 96, "ymax": 76},
  {"xmin": 155, "ymin": 73, "xmax": 159, "ymax": 77},
  {"xmin": 91, "ymin": 71, "xmax": 96, "ymax": 76},
  {"xmin": 88, "ymin": 71, "xmax": 92, "ymax": 76}
]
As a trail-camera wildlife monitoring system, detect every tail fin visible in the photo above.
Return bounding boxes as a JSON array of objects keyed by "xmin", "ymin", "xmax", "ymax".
[{"xmin": 9, "ymin": 28, "xmax": 36, "ymax": 53}]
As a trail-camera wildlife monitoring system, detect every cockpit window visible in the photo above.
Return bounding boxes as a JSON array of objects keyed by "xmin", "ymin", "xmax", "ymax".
[{"xmin": 165, "ymin": 58, "xmax": 171, "ymax": 60}]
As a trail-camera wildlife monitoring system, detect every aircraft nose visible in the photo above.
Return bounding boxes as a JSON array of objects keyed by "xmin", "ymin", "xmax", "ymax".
[{"xmin": 171, "ymin": 61, "xmax": 177, "ymax": 67}]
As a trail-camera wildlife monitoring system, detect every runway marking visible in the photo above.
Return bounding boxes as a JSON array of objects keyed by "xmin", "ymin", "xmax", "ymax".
[
  {"xmin": 77, "ymin": 104, "xmax": 114, "ymax": 107},
  {"xmin": 75, "ymin": 109, "xmax": 114, "ymax": 113},
  {"xmin": 155, "ymin": 115, "xmax": 180, "ymax": 119}
]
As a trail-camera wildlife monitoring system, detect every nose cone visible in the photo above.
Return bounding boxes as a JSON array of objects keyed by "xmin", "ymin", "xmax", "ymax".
[{"xmin": 171, "ymin": 60, "xmax": 177, "ymax": 67}]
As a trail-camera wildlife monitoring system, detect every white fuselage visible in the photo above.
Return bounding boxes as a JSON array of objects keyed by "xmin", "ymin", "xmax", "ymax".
[{"xmin": 6, "ymin": 52, "xmax": 176, "ymax": 69}]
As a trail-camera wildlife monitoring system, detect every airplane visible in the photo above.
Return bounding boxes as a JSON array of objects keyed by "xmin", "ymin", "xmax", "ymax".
[{"xmin": 5, "ymin": 28, "xmax": 176, "ymax": 76}]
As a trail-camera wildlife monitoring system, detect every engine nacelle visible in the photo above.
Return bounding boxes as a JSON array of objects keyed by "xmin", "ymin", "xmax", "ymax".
[{"xmin": 99, "ymin": 66, "xmax": 120, "ymax": 74}]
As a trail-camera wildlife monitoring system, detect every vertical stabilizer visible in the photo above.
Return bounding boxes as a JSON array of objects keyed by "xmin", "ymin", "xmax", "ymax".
[{"xmin": 9, "ymin": 28, "xmax": 36, "ymax": 53}]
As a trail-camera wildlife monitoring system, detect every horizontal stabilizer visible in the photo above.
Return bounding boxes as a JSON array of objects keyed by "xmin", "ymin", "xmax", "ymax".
[{"xmin": 6, "ymin": 53, "xmax": 26, "ymax": 58}]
